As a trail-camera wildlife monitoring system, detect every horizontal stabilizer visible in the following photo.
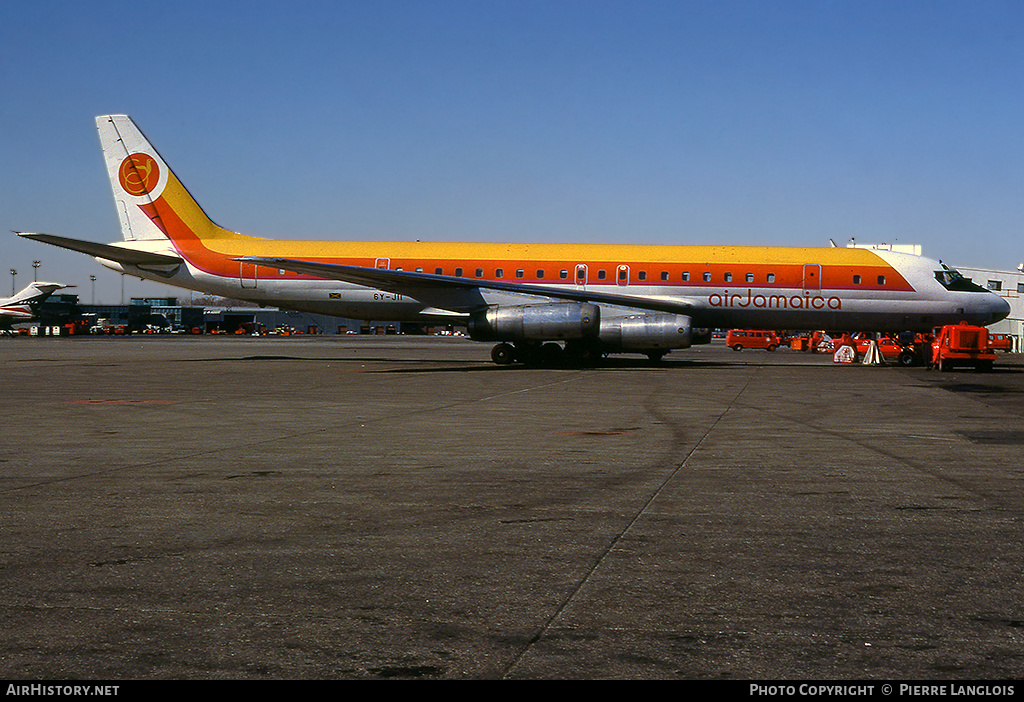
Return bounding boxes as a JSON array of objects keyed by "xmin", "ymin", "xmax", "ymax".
[
  {"xmin": 234, "ymin": 256, "xmax": 696, "ymax": 315},
  {"xmin": 16, "ymin": 232, "xmax": 183, "ymax": 266}
]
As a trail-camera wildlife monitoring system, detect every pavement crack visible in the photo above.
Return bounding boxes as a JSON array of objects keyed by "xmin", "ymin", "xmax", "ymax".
[{"xmin": 500, "ymin": 365, "xmax": 762, "ymax": 678}]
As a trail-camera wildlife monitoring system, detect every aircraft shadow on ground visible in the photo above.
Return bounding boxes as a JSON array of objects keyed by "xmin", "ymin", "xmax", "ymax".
[{"xmin": 190, "ymin": 353, "xmax": 1024, "ymax": 375}]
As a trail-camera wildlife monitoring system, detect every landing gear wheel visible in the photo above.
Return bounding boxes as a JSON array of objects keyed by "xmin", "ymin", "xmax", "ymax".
[{"xmin": 491, "ymin": 343, "xmax": 515, "ymax": 365}]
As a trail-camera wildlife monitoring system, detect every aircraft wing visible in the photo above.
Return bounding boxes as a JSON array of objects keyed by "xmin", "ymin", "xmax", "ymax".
[
  {"xmin": 16, "ymin": 233, "xmax": 183, "ymax": 266},
  {"xmin": 234, "ymin": 256, "xmax": 697, "ymax": 315}
]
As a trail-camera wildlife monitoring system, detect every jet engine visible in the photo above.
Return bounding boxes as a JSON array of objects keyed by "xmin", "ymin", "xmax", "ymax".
[
  {"xmin": 598, "ymin": 314, "xmax": 693, "ymax": 351},
  {"xmin": 468, "ymin": 302, "xmax": 600, "ymax": 342}
]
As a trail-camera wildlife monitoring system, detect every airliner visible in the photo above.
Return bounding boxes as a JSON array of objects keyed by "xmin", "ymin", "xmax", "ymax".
[
  {"xmin": 0, "ymin": 282, "xmax": 69, "ymax": 328},
  {"xmin": 18, "ymin": 114, "xmax": 1009, "ymax": 364}
]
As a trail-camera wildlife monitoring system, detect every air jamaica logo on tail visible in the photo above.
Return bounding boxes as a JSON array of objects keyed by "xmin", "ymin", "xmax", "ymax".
[{"xmin": 118, "ymin": 153, "xmax": 160, "ymax": 197}]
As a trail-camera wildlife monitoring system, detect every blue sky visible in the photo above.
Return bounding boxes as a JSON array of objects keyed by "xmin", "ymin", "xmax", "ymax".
[{"xmin": 3, "ymin": 0, "xmax": 1023, "ymax": 303}]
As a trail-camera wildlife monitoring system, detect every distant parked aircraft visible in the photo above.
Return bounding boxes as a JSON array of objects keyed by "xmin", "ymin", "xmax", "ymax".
[{"xmin": 0, "ymin": 282, "xmax": 69, "ymax": 328}]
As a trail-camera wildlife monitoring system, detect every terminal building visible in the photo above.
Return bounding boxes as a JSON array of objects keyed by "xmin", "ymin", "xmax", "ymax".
[
  {"xmin": 954, "ymin": 265, "xmax": 1024, "ymax": 351},
  {"xmin": 31, "ymin": 295, "xmax": 444, "ymax": 336}
]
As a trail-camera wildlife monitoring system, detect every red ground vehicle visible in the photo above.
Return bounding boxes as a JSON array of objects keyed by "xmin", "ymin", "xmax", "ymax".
[
  {"xmin": 853, "ymin": 335, "xmax": 904, "ymax": 361},
  {"xmin": 726, "ymin": 329, "xmax": 781, "ymax": 351},
  {"xmin": 931, "ymin": 322, "xmax": 997, "ymax": 372},
  {"xmin": 848, "ymin": 331, "xmax": 933, "ymax": 366},
  {"xmin": 988, "ymin": 333, "xmax": 1014, "ymax": 353}
]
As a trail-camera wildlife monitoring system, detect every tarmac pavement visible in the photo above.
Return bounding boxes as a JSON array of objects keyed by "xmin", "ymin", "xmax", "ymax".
[{"xmin": 1, "ymin": 335, "xmax": 1023, "ymax": 680}]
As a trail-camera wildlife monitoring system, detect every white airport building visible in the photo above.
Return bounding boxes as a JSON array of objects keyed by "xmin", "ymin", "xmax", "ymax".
[{"xmin": 955, "ymin": 264, "xmax": 1024, "ymax": 350}]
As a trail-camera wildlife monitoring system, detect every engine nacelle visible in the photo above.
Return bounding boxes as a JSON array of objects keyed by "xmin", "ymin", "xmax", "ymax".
[
  {"xmin": 468, "ymin": 302, "xmax": 600, "ymax": 342},
  {"xmin": 599, "ymin": 314, "xmax": 693, "ymax": 351}
]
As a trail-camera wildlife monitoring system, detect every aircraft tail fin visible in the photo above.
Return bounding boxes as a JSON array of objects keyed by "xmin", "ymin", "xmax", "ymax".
[
  {"xmin": 8, "ymin": 282, "xmax": 69, "ymax": 306},
  {"xmin": 96, "ymin": 115, "xmax": 230, "ymax": 244}
]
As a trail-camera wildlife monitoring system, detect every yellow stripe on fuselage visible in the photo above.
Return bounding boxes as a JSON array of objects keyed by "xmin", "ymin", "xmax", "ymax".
[{"xmin": 154, "ymin": 169, "xmax": 910, "ymax": 291}]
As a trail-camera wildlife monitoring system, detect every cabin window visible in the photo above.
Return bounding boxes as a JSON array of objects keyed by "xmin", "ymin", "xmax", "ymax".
[
  {"xmin": 682, "ymin": 272, "xmax": 690, "ymax": 281},
  {"xmin": 495, "ymin": 268, "xmax": 503, "ymax": 278},
  {"xmin": 853, "ymin": 275, "xmax": 861, "ymax": 284},
  {"xmin": 455, "ymin": 268, "xmax": 463, "ymax": 277},
  {"xmin": 598, "ymin": 270, "xmax": 607, "ymax": 280},
  {"xmin": 988, "ymin": 280, "xmax": 1003, "ymax": 291},
  {"xmin": 536, "ymin": 269, "xmax": 545, "ymax": 279},
  {"xmin": 475, "ymin": 268, "xmax": 484, "ymax": 278},
  {"xmin": 516, "ymin": 269, "xmax": 524, "ymax": 278},
  {"xmin": 1018, "ymin": 283, "xmax": 1024, "ymax": 293},
  {"xmin": 618, "ymin": 268, "xmax": 628, "ymax": 281},
  {"xmin": 724, "ymin": 272, "xmax": 732, "ymax": 282},
  {"xmin": 745, "ymin": 273, "xmax": 754, "ymax": 283},
  {"xmin": 415, "ymin": 267, "xmax": 423, "ymax": 273},
  {"xmin": 576, "ymin": 268, "xmax": 586, "ymax": 281},
  {"xmin": 661, "ymin": 271, "xmax": 669, "ymax": 281},
  {"xmin": 767, "ymin": 273, "xmax": 775, "ymax": 283},
  {"xmin": 638, "ymin": 271, "xmax": 647, "ymax": 281},
  {"xmin": 435, "ymin": 267, "xmax": 443, "ymax": 275},
  {"xmin": 877, "ymin": 275, "xmax": 886, "ymax": 285},
  {"xmin": 703, "ymin": 272, "xmax": 712, "ymax": 282},
  {"xmin": 560, "ymin": 269, "xmax": 568, "ymax": 279}
]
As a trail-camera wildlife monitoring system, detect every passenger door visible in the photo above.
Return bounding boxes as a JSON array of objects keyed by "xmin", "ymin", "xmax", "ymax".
[
  {"xmin": 240, "ymin": 261, "xmax": 258, "ymax": 289},
  {"xmin": 802, "ymin": 264, "xmax": 821, "ymax": 291},
  {"xmin": 575, "ymin": 264, "xmax": 588, "ymax": 289}
]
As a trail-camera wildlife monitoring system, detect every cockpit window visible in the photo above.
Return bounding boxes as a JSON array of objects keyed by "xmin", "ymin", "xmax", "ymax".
[{"xmin": 934, "ymin": 268, "xmax": 988, "ymax": 293}]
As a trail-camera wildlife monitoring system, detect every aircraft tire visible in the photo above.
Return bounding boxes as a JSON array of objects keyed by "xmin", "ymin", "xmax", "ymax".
[{"xmin": 491, "ymin": 343, "xmax": 515, "ymax": 365}]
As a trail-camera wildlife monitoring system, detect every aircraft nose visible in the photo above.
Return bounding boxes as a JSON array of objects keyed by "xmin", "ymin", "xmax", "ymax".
[{"xmin": 990, "ymin": 294, "xmax": 1011, "ymax": 323}]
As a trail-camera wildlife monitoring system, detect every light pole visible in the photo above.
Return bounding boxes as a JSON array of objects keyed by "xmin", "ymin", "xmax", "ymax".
[
  {"xmin": 32, "ymin": 261, "xmax": 40, "ymax": 282},
  {"xmin": 90, "ymin": 275, "xmax": 97, "ymax": 305},
  {"xmin": 9, "ymin": 269, "xmax": 16, "ymax": 295}
]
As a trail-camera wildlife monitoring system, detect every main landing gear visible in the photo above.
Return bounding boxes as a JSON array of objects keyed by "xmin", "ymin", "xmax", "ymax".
[{"xmin": 491, "ymin": 341, "xmax": 568, "ymax": 366}]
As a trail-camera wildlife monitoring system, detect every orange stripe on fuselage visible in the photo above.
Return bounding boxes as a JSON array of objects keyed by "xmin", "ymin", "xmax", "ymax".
[{"xmin": 145, "ymin": 172, "xmax": 915, "ymax": 293}]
